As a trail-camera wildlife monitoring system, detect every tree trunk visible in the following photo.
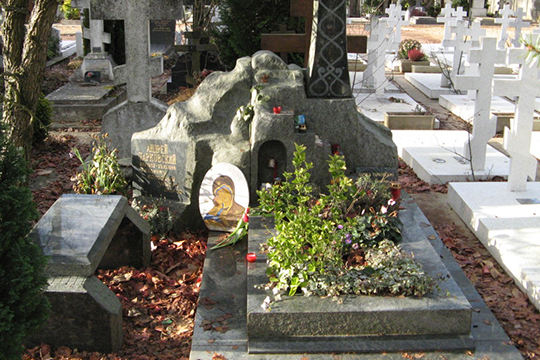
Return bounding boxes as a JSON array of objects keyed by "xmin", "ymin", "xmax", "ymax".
[{"xmin": 1, "ymin": 0, "xmax": 60, "ymax": 160}]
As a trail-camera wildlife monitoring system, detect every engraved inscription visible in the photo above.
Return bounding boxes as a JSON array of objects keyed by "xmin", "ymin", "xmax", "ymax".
[{"xmin": 137, "ymin": 143, "xmax": 180, "ymax": 196}]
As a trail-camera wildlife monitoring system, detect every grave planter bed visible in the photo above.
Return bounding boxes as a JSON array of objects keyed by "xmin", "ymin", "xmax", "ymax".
[
  {"xmin": 245, "ymin": 204, "xmax": 474, "ymax": 355},
  {"xmin": 384, "ymin": 111, "xmax": 435, "ymax": 130},
  {"xmin": 398, "ymin": 59, "xmax": 430, "ymax": 73}
]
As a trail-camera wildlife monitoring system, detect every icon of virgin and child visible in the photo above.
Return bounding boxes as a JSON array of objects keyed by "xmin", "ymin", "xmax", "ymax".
[{"xmin": 202, "ymin": 175, "xmax": 246, "ymax": 231}]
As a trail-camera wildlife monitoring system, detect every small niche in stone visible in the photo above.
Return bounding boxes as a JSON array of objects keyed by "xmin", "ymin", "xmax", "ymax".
[
  {"xmin": 258, "ymin": 140, "xmax": 287, "ymax": 187},
  {"xmin": 26, "ymin": 194, "xmax": 151, "ymax": 353}
]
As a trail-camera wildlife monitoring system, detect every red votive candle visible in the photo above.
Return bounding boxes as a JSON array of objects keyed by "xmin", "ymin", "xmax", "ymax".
[{"xmin": 246, "ymin": 253, "xmax": 257, "ymax": 262}]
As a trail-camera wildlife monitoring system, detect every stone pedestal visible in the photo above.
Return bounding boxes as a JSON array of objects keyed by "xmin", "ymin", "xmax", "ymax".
[
  {"xmin": 27, "ymin": 195, "xmax": 151, "ymax": 353},
  {"xmin": 80, "ymin": 52, "xmax": 116, "ymax": 81}
]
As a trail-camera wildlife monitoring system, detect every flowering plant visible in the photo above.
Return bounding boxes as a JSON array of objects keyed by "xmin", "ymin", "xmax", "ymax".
[
  {"xmin": 132, "ymin": 198, "xmax": 175, "ymax": 238},
  {"xmin": 70, "ymin": 133, "xmax": 128, "ymax": 196},
  {"xmin": 257, "ymin": 144, "xmax": 434, "ymax": 300},
  {"xmin": 407, "ymin": 48, "xmax": 427, "ymax": 61},
  {"xmin": 211, "ymin": 207, "xmax": 249, "ymax": 249}
]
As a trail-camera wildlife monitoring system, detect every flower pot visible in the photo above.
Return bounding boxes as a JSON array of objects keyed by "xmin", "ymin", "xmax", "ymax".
[
  {"xmin": 398, "ymin": 59, "xmax": 430, "ymax": 73},
  {"xmin": 384, "ymin": 112, "xmax": 435, "ymax": 130}
]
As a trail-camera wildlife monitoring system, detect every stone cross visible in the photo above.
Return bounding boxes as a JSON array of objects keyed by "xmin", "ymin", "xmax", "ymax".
[
  {"xmin": 437, "ymin": 5, "xmax": 467, "ymax": 51},
  {"xmin": 440, "ymin": 20, "xmax": 470, "ymax": 87},
  {"xmin": 362, "ymin": 17, "xmax": 391, "ymax": 95},
  {"xmin": 307, "ymin": 0, "xmax": 351, "ymax": 98},
  {"xmin": 89, "ymin": 0, "xmax": 183, "ymax": 103},
  {"xmin": 385, "ymin": 4, "xmax": 409, "ymax": 52},
  {"xmin": 84, "ymin": 18, "xmax": 111, "ymax": 54},
  {"xmin": 493, "ymin": 37, "xmax": 540, "ymax": 191},
  {"xmin": 454, "ymin": 37, "xmax": 506, "ymax": 171},
  {"xmin": 437, "ymin": 4, "xmax": 456, "ymax": 43},
  {"xmin": 495, "ymin": 4, "xmax": 514, "ymax": 48},
  {"xmin": 509, "ymin": 8, "xmax": 530, "ymax": 47},
  {"xmin": 469, "ymin": 19, "xmax": 486, "ymax": 48}
]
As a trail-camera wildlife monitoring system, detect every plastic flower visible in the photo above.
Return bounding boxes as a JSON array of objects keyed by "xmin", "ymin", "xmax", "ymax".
[
  {"xmin": 337, "ymin": 224, "xmax": 344, "ymax": 230},
  {"xmin": 345, "ymin": 233, "xmax": 352, "ymax": 244},
  {"xmin": 211, "ymin": 207, "xmax": 250, "ymax": 250}
]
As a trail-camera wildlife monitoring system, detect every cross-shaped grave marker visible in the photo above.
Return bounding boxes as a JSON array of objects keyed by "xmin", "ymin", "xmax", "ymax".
[
  {"xmin": 437, "ymin": 3, "xmax": 456, "ymax": 43},
  {"xmin": 89, "ymin": 0, "xmax": 183, "ymax": 103},
  {"xmin": 493, "ymin": 36, "xmax": 540, "ymax": 191},
  {"xmin": 362, "ymin": 17, "xmax": 392, "ymax": 95},
  {"xmin": 454, "ymin": 37, "xmax": 506, "ymax": 171},
  {"xmin": 385, "ymin": 4, "xmax": 409, "ymax": 53},
  {"xmin": 509, "ymin": 8, "xmax": 530, "ymax": 47},
  {"xmin": 84, "ymin": 17, "xmax": 111, "ymax": 54},
  {"xmin": 260, "ymin": 0, "xmax": 367, "ymax": 67},
  {"xmin": 437, "ymin": 5, "xmax": 467, "ymax": 51},
  {"xmin": 495, "ymin": 4, "xmax": 514, "ymax": 48},
  {"xmin": 469, "ymin": 18, "xmax": 486, "ymax": 48},
  {"xmin": 440, "ymin": 19, "xmax": 470, "ymax": 87}
]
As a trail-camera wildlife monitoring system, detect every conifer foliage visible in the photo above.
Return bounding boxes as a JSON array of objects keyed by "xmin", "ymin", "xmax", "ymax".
[{"xmin": 0, "ymin": 123, "xmax": 50, "ymax": 360}]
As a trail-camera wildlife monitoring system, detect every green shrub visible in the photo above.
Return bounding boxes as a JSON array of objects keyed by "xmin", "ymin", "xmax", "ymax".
[
  {"xmin": 47, "ymin": 32, "xmax": 60, "ymax": 60},
  {"xmin": 0, "ymin": 123, "xmax": 50, "ymax": 360},
  {"xmin": 213, "ymin": 0, "xmax": 305, "ymax": 69},
  {"xmin": 71, "ymin": 133, "xmax": 128, "ymax": 196},
  {"xmin": 132, "ymin": 198, "xmax": 175, "ymax": 238},
  {"xmin": 61, "ymin": 0, "xmax": 80, "ymax": 20},
  {"xmin": 33, "ymin": 94, "xmax": 52, "ymax": 145},
  {"xmin": 257, "ymin": 144, "xmax": 434, "ymax": 300}
]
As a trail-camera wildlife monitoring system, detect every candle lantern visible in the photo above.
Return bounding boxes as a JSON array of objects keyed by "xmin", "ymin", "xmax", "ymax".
[
  {"xmin": 331, "ymin": 144, "xmax": 341, "ymax": 155},
  {"xmin": 390, "ymin": 182, "xmax": 401, "ymax": 201}
]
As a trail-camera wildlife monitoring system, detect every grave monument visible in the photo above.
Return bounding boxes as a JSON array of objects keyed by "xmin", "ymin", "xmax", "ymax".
[
  {"xmin": 493, "ymin": 38, "xmax": 540, "ymax": 191},
  {"xmin": 454, "ymin": 37, "xmax": 506, "ymax": 171},
  {"xmin": 131, "ymin": 0, "xmax": 398, "ymax": 227},
  {"xmin": 88, "ymin": 0, "xmax": 183, "ymax": 158}
]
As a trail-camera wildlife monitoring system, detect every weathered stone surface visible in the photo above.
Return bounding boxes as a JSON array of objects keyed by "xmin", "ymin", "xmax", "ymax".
[
  {"xmin": 26, "ymin": 276, "xmax": 123, "ymax": 353},
  {"xmin": 132, "ymin": 52, "xmax": 397, "ymax": 226},
  {"xmin": 29, "ymin": 194, "xmax": 150, "ymax": 277},
  {"xmin": 246, "ymin": 211, "xmax": 473, "ymax": 352},
  {"xmin": 102, "ymin": 99, "xmax": 168, "ymax": 159},
  {"xmin": 252, "ymin": 50, "xmax": 289, "ymax": 70}
]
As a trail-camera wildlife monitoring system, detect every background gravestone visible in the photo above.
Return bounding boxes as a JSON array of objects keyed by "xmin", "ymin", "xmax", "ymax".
[
  {"xmin": 89, "ymin": 0, "xmax": 184, "ymax": 158},
  {"xmin": 307, "ymin": 0, "xmax": 351, "ymax": 98},
  {"xmin": 150, "ymin": 19, "xmax": 176, "ymax": 55}
]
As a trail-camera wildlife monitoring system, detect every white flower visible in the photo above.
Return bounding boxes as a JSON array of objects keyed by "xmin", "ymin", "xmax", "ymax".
[
  {"xmin": 388, "ymin": 198, "xmax": 396, "ymax": 206},
  {"xmin": 261, "ymin": 296, "xmax": 271, "ymax": 310},
  {"xmin": 381, "ymin": 206, "xmax": 388, "ymax": 214}
]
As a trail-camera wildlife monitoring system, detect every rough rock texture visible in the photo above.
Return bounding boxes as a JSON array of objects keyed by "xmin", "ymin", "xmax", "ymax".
[
  {"xmin": 132, "ymin": 51, "xmax": 398, "ymax": 227},
  {"xmin": 102, "ymin": 99, "xmax": 168, "ymax": 159}
]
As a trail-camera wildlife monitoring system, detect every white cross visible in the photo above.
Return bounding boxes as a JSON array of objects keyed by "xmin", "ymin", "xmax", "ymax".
[
  {"xmin": 495, "ymin": 4, "xmax": 514, "ymax": 48},
  {"xmin": 468, "ymin": 19, "xmax": 486, "ymax": 48},
  {"xmin": 454, "ymin": 37, "xmax": 506, "ymax": 171},
  {"xmin": 441, "ymin": 20, "xmax": 470, "ymax": 86},
  {"xmin": 493, "ymin": 35, "xmax": 540, "ymax": 191},
  {"xmin": 363, "ymin": 18, "xmax": 390, "ymax": 94},
  {"xmin": 452, "ymin": 6, "xmax": 468, "ymax": 22},
  {"xmin": 384, "ymin": 4, "xmax": 409, "ymax": 52},
  {"xmin": 509, "ymin": 8, "xmax": 530, "ymax": 47},
  {"xmin": 437, "ymin": 4, "xmax": 456, "ymax": 42},
  {"xmin": 89, "ymin": 0, "xmax": 183, "ymax": 103}
]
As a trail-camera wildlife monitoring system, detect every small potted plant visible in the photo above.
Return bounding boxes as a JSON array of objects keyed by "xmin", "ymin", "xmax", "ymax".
[{"xmin": 397, "ymin": 39, "xmax": 430, "ymax": 73}]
